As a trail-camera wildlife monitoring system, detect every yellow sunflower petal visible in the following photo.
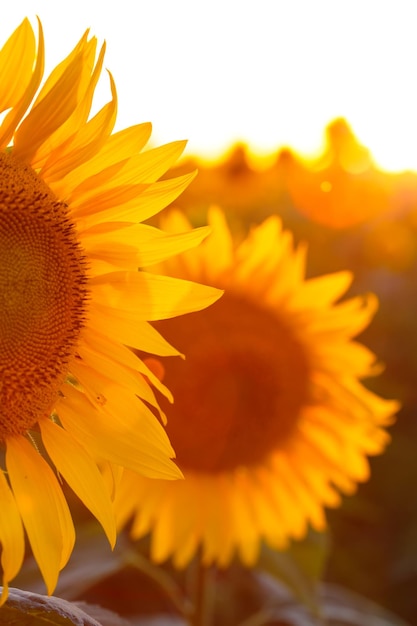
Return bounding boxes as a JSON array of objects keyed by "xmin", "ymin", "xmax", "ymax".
[
  {"xmin": 0, "ymin": 470, "xmax": 25, "ymax": 606},
  {"xmin": 40, "ymin": 419, "xmax": 116, "ymax": 546},
  {"xmin": 90, "ymin": 271, "xmax": 222, "ymax": 319},
  {"xmin": 13, "ymin": 46, "xmax": 88, "ymax": 162},
  {"xmin": 73, "ymin": 171, "xmax": 197, "ymax": 228},
  {"xmin": 6, "ymin": 436, "xmax": 75, "ymax": 594},
  {"xmin": 100, "ymin": 462, "xmax": 124, "ymax": 502},
  {"xmin": 83, "ymin": 318, "xmax": 177, "ymax": 403},
  {"xmin": 128, "ymin": 480, "xmax": 163, "ymax": 538},
  {"xmin": 229, "ymin": 473, "xmax": 260, "ymax": 566},
  {"xmin": 204, "ymin": 206, "xmax": 235, "ymax": 277},
  {"xmin": 42, "ymin": 72, "xmax": 117, "ymax": 183},
  {"xmin": 292, "ymin": 271, "xmax": 353, "ymax": 308},
  {"xmin": 151, "ymin": 486, "xmax": 187, "ymax": 564},
  {"xmin": 113, "ymin": 206, "xmax": 398, "ymax": 569},
  {"xmin": 33, "ymin": 28, "xmax": 92, "ymax": 103},
  {"xmin": 57, "ymin": 385, "xmax": 182, "ymax": 479},
  {"xmin": 258, "ymin": 464, "xmax": 308, "ymax": 541},
  {"xmin": 80, "ymin": 325, "xmax": 173, "ymax": 393},
  {"xmin": 81, "ymin": 223, "xmax": 212, "ymax": 271},
  {"xmin": 0, "ymin": 16, "xmax": 224, "ymax": 590},
  {"xmin": 34, "ymin": 40, "xmax": 105, "ymax": 170},
  {"xmin": 73, "ymin": 339, "xmax": 161, "ymax": 410},
  {"xmin": 200, "ymin": 475, "xmax": 235, "ymax": 567},
  {"xmin": 55, "ymin": 122, "xmax": 152, "ymax": 197},
  {"xmin": 315, "ymin": 340, "xmax": 379, "ymax": 377},
  {"xmin": 0, "ymin": 18, "xmax": 44, "ymax": 149},
  {"xmin": 160, "ymin": 206, "xmax": 234, "ymax": 283},
  {"xmin": 0, "ymin": 18, "xmax": 36, "ymax": 114},
  {"xmin": 87, "ymin": 306, "xmax": 181, "ymax": 357},
  {"xmin": 71, "ymin": 140, "xmax": 187, "ymax": 202},
  {"xmin": 305, "ymin": 293, "xmax": 379, "ymax": 336}
]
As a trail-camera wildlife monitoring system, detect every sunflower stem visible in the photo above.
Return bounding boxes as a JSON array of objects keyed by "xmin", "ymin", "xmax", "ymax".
[
  {"xmin": 124, "ymin": 549, "xmax": 191, "ymax": 616},
  {"xmin": 188, "ymin": 559, "xmax": 214, "ymax": 626}
]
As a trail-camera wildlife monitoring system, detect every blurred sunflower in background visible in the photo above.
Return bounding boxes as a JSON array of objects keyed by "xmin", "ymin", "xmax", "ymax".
[
  {"xmin": 282, "ymin": 118, "xmax": 399, "ymax": 229},
  {"xmin": 0, "ymin": 19, "xmax": 221, "ymax": 603},
  {"xmin": 115, "ymin": 206, "xmax": 400, "ymax": 569}
]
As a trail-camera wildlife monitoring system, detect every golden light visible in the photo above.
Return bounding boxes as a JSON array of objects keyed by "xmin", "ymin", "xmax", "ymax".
[{"xmin": 2, "ymin": 1, "xmax": 417, "ymax": 171}]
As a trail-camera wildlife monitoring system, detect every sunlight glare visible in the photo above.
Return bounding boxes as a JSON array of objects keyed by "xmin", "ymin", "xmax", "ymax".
[{"xmin": 1, "ymin": 0, "xmax": 417, "ymax": 172}]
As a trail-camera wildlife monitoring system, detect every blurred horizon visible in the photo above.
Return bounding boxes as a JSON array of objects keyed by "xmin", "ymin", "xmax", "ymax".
[{"xmin": 2, "ymin": 1, "xmax": 417, "ymax": 172}]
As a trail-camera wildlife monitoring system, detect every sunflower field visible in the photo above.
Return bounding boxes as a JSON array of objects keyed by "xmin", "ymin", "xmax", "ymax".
[{"xmin": 1, "ymin": 15, "xmax": 416, "ymax": 626}]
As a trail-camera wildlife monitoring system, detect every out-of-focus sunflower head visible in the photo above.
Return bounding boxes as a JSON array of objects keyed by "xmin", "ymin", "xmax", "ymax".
[
  {"xmin": 283, "ymin": 118, "xmax": 401, "ymax": 229},
  {"xmin": 115, "ymin": 205, "xmax": 400, "ymax": 570},
  {"xmin": 0, "ymin": 18, "xmax": 221, "ymax": 603}
]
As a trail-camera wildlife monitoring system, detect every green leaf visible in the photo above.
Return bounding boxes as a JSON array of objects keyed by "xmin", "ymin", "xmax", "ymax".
[
  {"xmin": 250, "ymin": 577, "xmax": 412, "ymax": 626},
  {"xmin": 257, "ymin": 530, "xmax": 329, "ymax": 614},
  {"xmin": 130, "ymin": 617, "xmax": 186, "ymax": 625},
  {"xmin": 72, "ymin": 602, "xmax": 130, "ymax": 626},
  {"xmin": 321, "ymin": 583, "xmax": 413, "ymax": 626},
  {"xmin": 14, "ymin": 523, "xmax": 128, "ymax": 600},
  {"xmin": 287, "ymin": 528, "xmax": 329, "ymax": 582},
  {"xmin": 0, "ymin": 587, "xmax": 102, "ymax": 625}
]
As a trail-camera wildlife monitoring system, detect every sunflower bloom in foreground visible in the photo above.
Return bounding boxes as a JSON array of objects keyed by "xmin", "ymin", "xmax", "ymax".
[
  {"xmin": 0, "ymin": 19, "xmax": 220, "ymax": 602},
  {"xmin": 115, "ymin": 207, "xmax": 400, "ymax": 569}
]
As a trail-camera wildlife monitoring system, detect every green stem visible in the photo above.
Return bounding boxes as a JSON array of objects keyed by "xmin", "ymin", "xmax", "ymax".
[
  {"xmin": 237, "ymin": 608, "xmax": 275, "ymax": 626},
  {"xmin": 124, "ymin": 549, "xmax": 191, "ymax": 617},
  {"xmin": 188, "ymin": 560, "xmax": 213, "ymax": 626}
]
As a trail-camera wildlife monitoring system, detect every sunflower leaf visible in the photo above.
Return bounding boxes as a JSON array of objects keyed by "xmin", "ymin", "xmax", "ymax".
[
  {"xmin": 14, "ymin": 522, "xmax": 128, "ymax": 600},
  {"xmin": 73, "ymin": 602, "xmax": 130, "ymax": 626},
  {"xmin": 0, "ymin": 587, "xmax": 103, "ymax": 625},
  {"xmin": 128, "ymin": 617, "xmax": 186, "ymax": 626},
  {"xmin": 256, "ymin": 531, "xmax": 329, "ymax": 615},
  {"xmin": 320, "ymin": 583, "xmax": 412, "ymax": 626},
  {"xmin": 252, "ymin": 575, "xmax": 412, "ymax": 626}
]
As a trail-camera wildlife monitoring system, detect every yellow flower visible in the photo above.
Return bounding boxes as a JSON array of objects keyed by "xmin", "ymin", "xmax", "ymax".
[
  {"xmin": 115, "ymin": 207, "xmax": 399, "ymax": 569},
  {"xmin": 283, "ymin": 119, "xmax": 398, "ymax": 229},
  {"xmin": 0, "ymin": 19, "xmax": 220, "ymax": 602}
]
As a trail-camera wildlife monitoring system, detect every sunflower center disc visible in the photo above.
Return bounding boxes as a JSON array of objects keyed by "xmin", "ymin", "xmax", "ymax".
[
  {"xmin": 0, "ymin": 152, "xmax": 87, "ymax": 439},
  {"xmin": 154, "ymin": 293, "xmax": 310, "ymax": 472}
]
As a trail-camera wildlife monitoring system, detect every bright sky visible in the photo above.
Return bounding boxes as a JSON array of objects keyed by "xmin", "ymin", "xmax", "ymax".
[{"xmin": 2, "ymin": 0, "xmax": 417, "ymax": 172}]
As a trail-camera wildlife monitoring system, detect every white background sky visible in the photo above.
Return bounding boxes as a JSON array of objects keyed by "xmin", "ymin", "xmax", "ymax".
[{"xmin": 2, "ymin": 1, "xmax": 417, "ymax": 171}]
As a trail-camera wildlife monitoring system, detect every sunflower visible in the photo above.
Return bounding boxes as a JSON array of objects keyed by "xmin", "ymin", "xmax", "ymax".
[
  {"xmin": 115, "ymin": 206, "xmax": 399, "ymax": 569},
  {"xmin": 0, "ymin": 19, "xmax": 221, "ymax": 603},
  {"xmin": 283, "ymin": 119, "xmax": 398, "ymax": 229}
]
